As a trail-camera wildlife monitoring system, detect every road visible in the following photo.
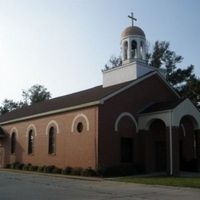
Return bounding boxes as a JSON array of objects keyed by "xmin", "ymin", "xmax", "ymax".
[{"xmin": 0, "ymin": 171, "xmax": 199, "ymax": 200}]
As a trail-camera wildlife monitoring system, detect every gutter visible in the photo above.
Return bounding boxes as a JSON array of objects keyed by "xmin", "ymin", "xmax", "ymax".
[{"xmin": 169, "ymin": 111, "xmax": 173, "ymax": 175}]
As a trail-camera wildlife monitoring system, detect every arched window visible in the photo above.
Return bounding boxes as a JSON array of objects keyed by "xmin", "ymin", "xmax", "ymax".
[
  {"xmin": 124, "ymin": 41, "xmax": 128, "ymax": 60},
  {"xmin": 131, "ymin": 40, "xmax": 137, "ymax": 58},
  {"xmin": 11, "ymin": 132, "xmax": 16, "ymax": 154},
  {"xmin": 28, "ymin": 129, "xmax": 34, "ymax": 154},
  {"xmin": 48, "ymin": 127, "xmax": 56, "ymax": 154}
]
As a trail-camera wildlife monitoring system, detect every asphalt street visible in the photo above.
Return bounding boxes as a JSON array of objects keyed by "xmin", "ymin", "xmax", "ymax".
[{"xmin": 0, "ymin": 171, "xmax": 199, "ymax": 200}]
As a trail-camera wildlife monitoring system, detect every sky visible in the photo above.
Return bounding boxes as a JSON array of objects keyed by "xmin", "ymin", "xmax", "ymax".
[{"xmin": 0, "ymin": 0, "xmax": 199, "ymax": 103}]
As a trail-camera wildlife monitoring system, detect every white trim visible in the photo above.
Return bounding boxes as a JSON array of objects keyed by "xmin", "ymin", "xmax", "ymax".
[
  {"xmin": 26, "ymin": 124, "xmax": 37, "ymax": 137},
  {"xmin": 139, "ymin": 112, "xmax": 170, "ymax": 131},
  {"xmin": 0, "ymin": 71, "xmax": 179, "ymax": 126},
  {"xmin": 0, "ymin": 101, "xmax": 100, "ymax": 126},
  {"xmin": 169, "ymin": 111, "xmax": 173, "ymax": 175},
  {"xmin": 46, "ymin": 120, "xmax": 59, "ymax": 135},
  {"xmin": 101, "ymin": 72, "xmax": 157, "ymax": 103},
  {"xmin": 71, "ymin": 113, "xmax": 90, "ymax": 133},
  {"xmin": 180, "ymin": 124, "xmax": 186, "ymax": 137},
  {"xmin": 10, "ymin": 127, "xmax": 19, "ymax": 138},
  {"xmin": 156, "ymin": 72, "xmax": 180, "ymax": 98},
  {"xmin": 101, "ymin": 71, "xmax": 179, "ymax": 104},
  {"xmin": 139, "ymin": 109, "xmax": 172, "ymax": 117},
  {"xmin": 115, "ymin": 112, "xmax": 138, "ymax": 132}
]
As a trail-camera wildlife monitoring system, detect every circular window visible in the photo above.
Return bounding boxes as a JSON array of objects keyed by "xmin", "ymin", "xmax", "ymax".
[{"xmin": 77, "ymin": 122, "xmax": 83, "ymax": 133}]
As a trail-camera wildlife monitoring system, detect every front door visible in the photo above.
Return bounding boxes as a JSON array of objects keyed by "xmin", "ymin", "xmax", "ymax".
[{"xmin": 0, "ymin": 147, "xmax": 5, "ymax": 168}]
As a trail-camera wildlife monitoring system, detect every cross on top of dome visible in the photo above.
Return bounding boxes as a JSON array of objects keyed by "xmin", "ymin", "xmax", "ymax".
[{"xmin": 128, "ymin": 12, "xmax": 137, "ymax": 27}]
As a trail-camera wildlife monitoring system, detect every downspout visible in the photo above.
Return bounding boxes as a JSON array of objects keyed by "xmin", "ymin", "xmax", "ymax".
[{"xmin": 169, "ymin": 111, "xmax": 173, "ymax": 175}]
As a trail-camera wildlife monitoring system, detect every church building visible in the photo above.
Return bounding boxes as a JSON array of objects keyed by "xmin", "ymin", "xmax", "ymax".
[{"xmin": 0, "ymin": 15, "xmax": 200, "ymax": 175}]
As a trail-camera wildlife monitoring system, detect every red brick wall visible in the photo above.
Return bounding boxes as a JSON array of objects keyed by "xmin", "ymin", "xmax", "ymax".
[
  {"xmin": 98, "ymin": 74, "xmax": 179, "ymax": 168},
  {"xmin": 2, "ymin": 106, "xmax": 98, "ymax": 169}
]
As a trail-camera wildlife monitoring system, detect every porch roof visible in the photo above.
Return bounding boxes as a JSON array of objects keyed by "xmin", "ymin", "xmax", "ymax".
[
  {"xmin": 140, "ymin": 99, "xmax": 184, "ymax": 114},
  {"xmin": 138, "ymin": 98, "xmax": 200, "ymax": 130}
]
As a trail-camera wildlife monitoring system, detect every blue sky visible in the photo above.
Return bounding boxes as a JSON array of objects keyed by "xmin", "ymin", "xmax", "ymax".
[{"xmin": 0, "ymin": 0, "xmax": 199, "ymax": 102}]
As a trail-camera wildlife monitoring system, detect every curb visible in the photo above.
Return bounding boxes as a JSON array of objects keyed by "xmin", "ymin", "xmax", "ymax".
[{"xmin": 0, "ymin": 168, "xmax": 104, "ymax": 182}]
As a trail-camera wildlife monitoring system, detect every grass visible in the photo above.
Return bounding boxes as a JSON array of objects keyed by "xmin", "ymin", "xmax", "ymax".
[{"xmin": 117, "ymin": 176, "xmax": 200, "ymax": 188}]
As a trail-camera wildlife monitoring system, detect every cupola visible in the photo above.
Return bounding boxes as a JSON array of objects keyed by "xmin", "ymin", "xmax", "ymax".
[
  {"xmin": 121, "ymin": 13, "xmax": 147, "ymax": 65},
  {"xmin": 102, "ymin": 13, "xmax": 160, "ymax": 88}
]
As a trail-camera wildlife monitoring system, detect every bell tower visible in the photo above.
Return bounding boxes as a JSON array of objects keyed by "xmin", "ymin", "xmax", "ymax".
[
  {"xmin": 102, "ymin": 13, "xmax": 164, "ymax": 88},
  {"xmin": 121, "ymin": 13, "xmax": 147, "ymax": 64}
]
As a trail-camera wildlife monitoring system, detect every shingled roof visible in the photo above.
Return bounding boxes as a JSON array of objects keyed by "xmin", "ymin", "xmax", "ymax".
[
  {"xmin": 140, "ymin": 99, "xmax": 184, "ymax": 114},
  {"xmin": 0, "ymin": 73, "xmax": 151, "ymax": 124}
]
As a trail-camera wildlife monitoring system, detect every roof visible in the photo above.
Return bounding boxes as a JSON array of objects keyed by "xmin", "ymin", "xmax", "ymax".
[
  {"xmin": 140, "ymin": 99, "xmax": 184, "ymax": 114},
  {"xmin": 0, "ymin": 127, "xmax": 6, "ymax": 138},
  {"xmin": 0, "ymin": 71, "xmax": 178, "ymax": 124},
  {"xmin": 0, "ymin": 78, "xmax": 141, "ymax": 124},
  {"xmin": 121, "ymin": 26, "xmax": 145, "ymax": 38}
]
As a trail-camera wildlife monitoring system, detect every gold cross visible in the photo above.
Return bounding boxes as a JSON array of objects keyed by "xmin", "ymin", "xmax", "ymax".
[{"xmin": 128, "ymin": 12, "xmax": 137, "ymax": 26}]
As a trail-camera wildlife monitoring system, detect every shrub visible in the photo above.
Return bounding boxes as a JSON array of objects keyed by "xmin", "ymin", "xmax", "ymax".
[
  {"xmin": 22, "ymin": 163, "xmax": 32, "ymax": 171},
  {"xmin": 62, "ymin": 166, "xmax": 73, "ymax": 175},
  {"xmin": 37, "ymin": 166, "xmax": 45, "ymax": 173},
  {"xmin": 81, "ymin": 167, "xmax": 96, "ymax": 177},
  {"xmin": 44, "ymin": 165, "xmax": 55, "ymax": 173},
  {"xmin": 31, "ymin": 166, "xmax": 39, "ymax": 171},
  {"xmin": 52, "ymin": 167, "xmax": 62, "ymax": 174},
  {"xmin": 15, "ymin": 163, "xmax": 24, "ymax": 170},
  {"xmin": 10, "ymin": 162, "xmax": 20, "ymax": 169},
  {"xmin": 70, "ymin": 167, "xmax": 83, "ymax": 176},
  {"xmin": 96, "ymin": 164, "xmax": 138, "ymax": 177},
  {"xmin": 6, "ymin": 164, "xmax": 11, "ymax": 169}
]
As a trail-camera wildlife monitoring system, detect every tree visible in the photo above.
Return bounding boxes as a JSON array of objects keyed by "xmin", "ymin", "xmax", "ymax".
[
  {"xmin": 22, "ymin": 84, "xmax": 51, "ymax": 105},
  {"xmin": 0, "ymin": 99, "xmax": 20, "ymax": 115},
  {"xmin": 104, "ymin": 55, "xmax": 122, "ymax": 70},
  {"xmin": 148, "ymin": 41, "xmax": 199, "ymax": 106},
  {"xmin": 0, "ymin": 84, "xmax": 51, "ymax": 115},
  {"xmin": 148, "ymin": 41, "xmax": 194, "ymax": 89},
  {"xmin": 180, "ymin": 77, "xmax": 200, "ymax": 108},
  {"xmin": 104, "ymin": 41, "xmax": 200, "ymax": 107}
]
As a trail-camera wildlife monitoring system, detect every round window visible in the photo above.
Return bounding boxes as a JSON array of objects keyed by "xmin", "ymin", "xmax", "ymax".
[{"xmin": 77, "ymin": 122, "xmax": 83, "ymax": 133}]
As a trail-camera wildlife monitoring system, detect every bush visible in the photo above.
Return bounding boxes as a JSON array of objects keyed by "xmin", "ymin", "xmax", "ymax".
[
  {"xmin": 22, "ymin": 163, "xmax": 32, "ymax": 171},
  {"xmin": 15, "ymin": 163, "xmax": 24, "ymax": 170},
  {"xmin": 70, "ymin": 167, "xmax": 83, "ymax": 176},
  {"xmin": 96, "ymin": 164, "xmax": 138, "ymax": 177},
  {"xmin": 6, "ymin": 164, "xmax": 11, "ymax": 169},
  {"xmin": 10, "ymin": 162, "xmax": 22, "ymax": 169},
  {"xmin": 10, "ymin": 162, "xmax": 15, "ymax": 169},
  {"xmin": 37, "ymin": 166, "xmax": 45, "ymax": 173},
  {"xmin": 31, "ymin": 166, "xmax": 39, "ymax": 171},
  {"xmin": 52, "ymin": 167, "xmax": 62, "ymax": 174},
  {"xmin": 44, "ymin": 165, "xmax": 55, "ymax": 173},
  {"xmin": 62, "ymin": 166, "xmax": 73, "ymax": 175},
  {"xmin": 81, "ymin": 167, "xmax": 96, "ymax": 177}
]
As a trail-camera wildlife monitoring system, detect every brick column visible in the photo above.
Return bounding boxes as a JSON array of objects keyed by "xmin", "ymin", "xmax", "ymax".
[
  {"xmin": 195, "ymin": 130, "xmax": 200, "ymax": 172},
  {"xmin": 140, "ymin": 130, "xmax": 154, "ymax": 173}
]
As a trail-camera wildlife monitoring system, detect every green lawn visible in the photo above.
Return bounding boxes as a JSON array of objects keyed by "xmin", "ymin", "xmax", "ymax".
[{"xmin": 117, "ymin": 177, "xmax": 200, "ymax": 188}]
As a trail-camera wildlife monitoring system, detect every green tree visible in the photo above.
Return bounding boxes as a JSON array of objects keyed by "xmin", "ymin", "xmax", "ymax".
[
  {"xmin": 148, "ymin": 41, "xmax": 194, "ymax": 89},
  {"xmin": 104, "ymin": 55, "xmax": 122, "ymax": 70},
  {"xmin": 22, "ymin": 84, "xmax": 51, "ymax": 105},
  {"xmin": 148, "ymin": 41, "xmax": 199, "ymax": 106},
  {"xmin": 0, "ymin": 84, "xmax": 51, "ymax": 115},
  {"xmin": 104, "ymin": 41, "xmax": 200, "ymax": 107},
  {"xmin": 0, "ymin": 99, "xmax": 20, "ymax": 115}
]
